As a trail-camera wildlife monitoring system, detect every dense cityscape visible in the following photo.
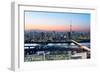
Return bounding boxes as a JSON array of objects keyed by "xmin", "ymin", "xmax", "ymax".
[{"xmin": 24, "ymin": 30, "xmax": 90, "ymax": 43}]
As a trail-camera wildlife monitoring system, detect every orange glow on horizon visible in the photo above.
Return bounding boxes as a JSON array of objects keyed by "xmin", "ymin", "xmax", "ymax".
[
  {"xmin": 25, "ymin": 24, "xmax": 70, "ymax": 31},
  {"xmin": 25, "ymin": 24, "xmax": 89, "ymax": 32}
]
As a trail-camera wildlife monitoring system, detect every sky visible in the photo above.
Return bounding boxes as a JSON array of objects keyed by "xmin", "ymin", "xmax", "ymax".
[{"xmin": 25, "ymin": 11, "xmax": 90, "ymax": 32}]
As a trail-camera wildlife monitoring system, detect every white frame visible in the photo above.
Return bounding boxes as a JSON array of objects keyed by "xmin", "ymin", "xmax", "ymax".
[{"xmin": 11, "ymin": 1, "xmax": 97, "ymax": 71}]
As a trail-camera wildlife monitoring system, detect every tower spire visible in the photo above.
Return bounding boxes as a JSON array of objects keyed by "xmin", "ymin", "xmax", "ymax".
[{"xmin": 69, "ymin": 20, "xmax": 72, "ymax": 40}]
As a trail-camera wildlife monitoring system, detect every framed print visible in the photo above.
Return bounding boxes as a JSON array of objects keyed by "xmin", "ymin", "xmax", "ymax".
[{"xmin": 11, "ymin": 1, "xmax": 96, "ymax": 71}]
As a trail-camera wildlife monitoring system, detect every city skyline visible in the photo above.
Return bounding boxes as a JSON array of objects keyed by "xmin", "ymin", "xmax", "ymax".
[{"xmin": 25, "ymin": 11, "xmax": 90, "ymax": 32}]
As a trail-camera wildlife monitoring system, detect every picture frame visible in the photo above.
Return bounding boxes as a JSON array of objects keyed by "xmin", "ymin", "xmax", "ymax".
[{"xmin": 11, "ymin": 1, "xmax": 96, "ymax": 71}]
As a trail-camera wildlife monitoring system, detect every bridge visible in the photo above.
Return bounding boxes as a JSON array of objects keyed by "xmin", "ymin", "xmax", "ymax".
[{"xmin": 70, "ymin": 40, "xmax": 90, "ymax": 52}]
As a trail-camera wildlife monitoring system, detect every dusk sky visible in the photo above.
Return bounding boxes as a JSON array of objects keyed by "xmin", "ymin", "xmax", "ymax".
[{"xmin": 25, "ymin": 11, "xmax": 90, "ymax": 32}]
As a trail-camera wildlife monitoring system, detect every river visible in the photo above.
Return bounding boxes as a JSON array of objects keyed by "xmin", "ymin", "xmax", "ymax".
[{"xmin": 24, "ymin": 42, "xmax": 90, "ymax": 49}]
